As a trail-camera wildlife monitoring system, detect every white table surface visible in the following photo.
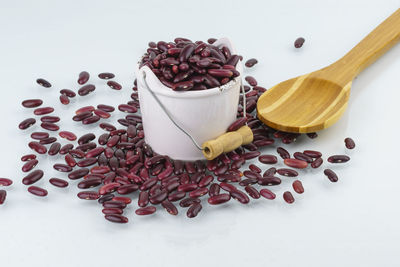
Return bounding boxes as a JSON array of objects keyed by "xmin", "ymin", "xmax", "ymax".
[{"xmin": 1, "ymin": 1, "xmax": 400, "ymax": 266}]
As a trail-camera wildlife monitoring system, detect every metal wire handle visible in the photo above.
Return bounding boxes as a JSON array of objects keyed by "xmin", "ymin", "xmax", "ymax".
[{"xmin": 141, "ymin": 69, "xmax": 247, "ymax": 151}]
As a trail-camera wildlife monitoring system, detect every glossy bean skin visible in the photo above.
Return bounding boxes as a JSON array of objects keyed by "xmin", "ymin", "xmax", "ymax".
[
  {"xmin": 27, "ymin": 186, "xmax": 48, "ymax": 197},
  {"xmin": 78, "ymin": 71, "xmax": 90, "ymax": 85},
  {"xmin": 19, "ymin": 118, "xmax": 36, "ymax": 130},
  {"xmin": 22, "ymin": 170, "xmax": 44, "ymax": 185},
  {"xmin": 0, "ymin": 190, "xmax": 7, "ymax": 204},
  {"xmin": 327, "ymin": 155, "xmax": 350, "ymax": 163},
  {"xmin": 292, "ymin": 180, "xmax": 304, "ymax": 194},
  {"xmin": 49, "ymin": 178, "xmax": 69, "ymax": 188},
  {"xmin": 0, "ymin": 178, "xmax": 13, "ymax": 187},
  {"xmin": 283, "ymin": 191, "xmax": 295, "ymax": 203},
  {"xmin": 324, "ymin": 169, "xmax": 338, "ymax": 182},
  {"xmin": 187, "ymin": 203, "xmax": 202, "ymax": 218},
  {"xmin": 260, "ymin": 188, "xmax": 276, "ymax": 200},
  {"xmin": 284, "ymin": 158, "xmax": 308, "ymax": 169},
  {"xmin": 104, "ymin": 214, "xmax": 128, "ymax": 223},
  {"xmin": 208, "ymin": 193, "xmax": 231, "ymax": 205},
  {"xmin": 22, "ymin": 99, "xmax": 43, "ymax": 108},
  {"xmin": 311, "ymin": 157, "xmax": 323, "ymax": 169},
  {"xmin": 345, "ymin": 138, "xmax": 356, "ymax": 149}
]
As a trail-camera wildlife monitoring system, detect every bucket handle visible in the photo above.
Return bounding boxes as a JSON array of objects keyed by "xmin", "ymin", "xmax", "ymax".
[{"xmin": 140, "ymin": 69, "xmax": 253, "ymax": 160}]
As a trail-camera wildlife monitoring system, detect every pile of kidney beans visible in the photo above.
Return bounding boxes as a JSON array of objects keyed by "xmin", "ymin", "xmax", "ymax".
[{"xmin": 2, "ymin": 38, "xmax": 355, "ymax": 224}]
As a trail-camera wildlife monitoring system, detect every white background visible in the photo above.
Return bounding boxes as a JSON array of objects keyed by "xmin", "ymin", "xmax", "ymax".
[{"xmin": 1, "ymin": 1, "xmax": 400, "ymax": 266}]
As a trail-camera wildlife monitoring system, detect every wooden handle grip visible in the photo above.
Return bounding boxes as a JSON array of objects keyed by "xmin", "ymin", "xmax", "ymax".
[
  {"xmin": 328, "ymin": 8, "xmax": 400, "ymax": 85},
  {"xmin": 202, "ymin": 126, "xmax": 253, "ymax": 160}
]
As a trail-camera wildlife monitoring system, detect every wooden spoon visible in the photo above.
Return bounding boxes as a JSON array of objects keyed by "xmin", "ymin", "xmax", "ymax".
[{"xmin": 257, "ymin": 9, "xmax": 400, "ymax": 133}]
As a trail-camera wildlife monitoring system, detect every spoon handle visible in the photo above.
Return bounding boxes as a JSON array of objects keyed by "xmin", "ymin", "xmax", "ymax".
[{"xmin": 333, "ymin": 9, "xmax": 400, "ymax": 84}]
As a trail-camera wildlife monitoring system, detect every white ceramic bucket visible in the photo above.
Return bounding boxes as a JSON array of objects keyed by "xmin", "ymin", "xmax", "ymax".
[{"xmin": 136, "ymin": 38, "xmax": 243, "ymax": 160}]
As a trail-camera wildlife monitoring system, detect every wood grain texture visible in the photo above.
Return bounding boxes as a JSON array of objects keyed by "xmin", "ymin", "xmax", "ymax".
[{"xmin": 257, "ymin": 8, "xmax": 400, "ymax": 133}]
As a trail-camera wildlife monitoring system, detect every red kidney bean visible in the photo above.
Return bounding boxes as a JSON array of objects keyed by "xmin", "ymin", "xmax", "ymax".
[
  {"xmin": 149, "ymin": 189, "xmax": 168, "ymax": 204},
  {"xmin": 311, "ymin": 157, "xmax": 323, "ymax": 168},
  {"xmin": 76, "ymin": 106, "xmax": 95, "ymax": 114},
  {"xmin": 60, "ymin": 95, "xmax": 70, "ymax": 105},
  {"xmin": 77, "ymin": 177, "xmax": 102, "ymax": 189},
  {"xmin": 98, "ymin": 72, "xmax": 115, "ymax": 79},
  {"xmin": 230, "ymin": 190, "xmax": 250, "ymax": 204},
  {"xmin": 179, "ymin": 197, "xmax": 200, "ymax": 208},
  {"xmin": 243, "ymin": 170, "xmax": 261, "ymax": 180},
  {"xmin": 68, "ymin": 168, "xmax": 89, "ymax": 180},
  {"xmin": 345, "ymin": 137, "xmax": 355, "ymax": 149},
  {"xmin": 219, "ymin": 182, "xmax": 237, "ymax": 193},
  {"xmin": 28, "ymin": 186, "xmax": 48, "ymax": 197},
  {"xmin": 207, "ymin": 69, "xmax": 233, "ymax": 78},
  {"xmin": 227, "ymin": 117, "xmax": 247, "ymax": 132},
  {"xmin": 187, "ymin": 203, "xmax": 202, "ymax": 218},
  {"xmin": 29, "ymin": 141, "xmax": 47, "ymax": 154},
  {"xmin": 49, "ymin": 178, "xmax": 68, "ymax": 188},
  {"xmin": 189, "ymin": 187, "xmax": 208, "ymax": 198},
  {"xmin": 245, "ymin": 185, "xmax": 260, "ymax": 199},
  {"xmin": 161, "ymin": 200, "xmax": 178, "ymax": 215},
  {"xmin": 277, "ymin": 147, "xmax": 290, "ymax": 159},
  {"xmin": 258, "ymin": 155, "xmax": 278, "ymax": 164},
  {"xmin": 39, "ymin": 137, "xmax": 57, "ymax": 145},
  {"xmin": 76, "ymin": 190, "xmax": 99, "ymax": 200},
  {"xmin": 69, "ymin": 149, "xmax": 85, "ymax": 158},
  {"xmin": 0, "ymin": 190, "xmax": 6, "ymax": 204},
  {"xmin": 97, "ymin": 104, "xmax": 115, "ymax": 113},
  {"xmin": 284, "ymin": 158, "xmax": 308, "ymax": 169},
  {"xmin": 107, "ymin": 81, "xmax": 122, "ymax": 90},
  {"xmin": 138, "ymin": 191, "xmax": 149, "ymax": 207},
  {"xmin": 294, "ymin": 37, "xmax": 305, "ymax": 48},
  {"xmin": 94, "ymin": 109, "xmax": 111, "ymax": 119},
  {"xmin": 260, "ymin": 188, "xmax": 276, "ymax": 200},
  {"xmin": 31, "ymin": 132, "xmax": 49, "ymax": 140},
  {"xmin": 324, "ymin": 169, "xmax": 338, "ymax": 182},
  {"xmin": 105, "ymin": 214, "xmax": 128, "ymax": 223},
  {"xmin": 283, "ymin": 191, "xmax": 295, "ymax": 203},
  {"xmin": 73, "ymin": 111, "xmax": 93, "ymax": 121},
  {"xmin": 249, "ymin": 164, "xmax": 261, "ymax": 173},
  {"xmin": 168, "ymin": 191, "xmax": 186, "ymax": 202},
  {"xmin": 78, "ymin": 133, "xmax": 95, "ymax": 145},
  {"xmin": 60, "ymin": 89, "xmax": 76, "ymax": 97},
  {"xmin": 118, "ymin": 104, "xmax": 137, "ymax": 113},
  {"xmin": 116, "ymin": 184, "xmax": 138, "ymax": 195},
  {"xmin": 21, "ymin": 154, "xmax": 36, "ymax": 162},
  {"xmin": 78, "ymin": 71, "xmax": 90, "ymax": 85},
  {"xmin": 245, "ymin": 76, "xmax": 257, "ymax": 86},
  {"xmin": 40, "ymin": 116, "xmax": 60, "ymax": 123},
  {"xmin": 103, "ymin": 200, "xmax": 126, "ymax": 209},
  {"xmin": 208, "ymin": 193, "xmax": 231, "ymax": 205},
  {"xmin": 276, "ymin": 168, "xmax": 298, "ymax": 177},
  {"xmin": 328, "ymin": 155, "xmax": 350, "ymax": 163},
  {"xmin": 36, "ymin": 78, "xmax": 51, "ymax": 88},
  {"xmin": 292, "ymin": 180, "xmax": 304, "ymax": 194},
  {"xmin": 19, "ymin": 118, "xmax": 36, "ymax": 130},
  {"xmin": 197, "ymin": 175, "xmax": 213, "ymax": 188},
  {"xmin": 34, "ymin": 107, "xmax": 54, "ymax": 115},
  {"xmin": 307, "ymin": 132, "xmax": 318, "ymax": 139},
  {"xmin": 48, "ymin": 142, "xmax": 61, "ymax": 155},
  {"xmin": 22, "ymin": 170, "xmax": 44, "ymax": 185},
  {"xmin": 41, "ymin": 122, "xmax": 59, "ymax": 131},
  {"xmin": 82, "ymin": 115, "xmax": 100, "ymax": 125},
  {"xmin": 60, "ymin": 144, "xmax": 74, "ymax": 155},
  {"xmin": 239, "ymin": 178, "xmax": 257, "ymax": 186},
  {"xmin": 53, "ymin": 163, "xmax": 72, "ymax": 172},
  {"xmin": 303, "ymin": 150, "xmax": 322, "ymax": 158},
  {"xmin": 22, "ymin": 99, "xmax": 43, "ymax": 108},
  {"xmin": 0, "ymin": 178, "xmax": 13, "ymax": 186},
  {"xmin": 77, "ymin": 158, "xmax": 98, "ymax": 167},
  {"xmin": 98, "ymin": 193, "xmax": 114, "ymax": 204},
  {"xmin": 78, "ymin": 84, "xmax": 95, "ymax": 96},
  {"xmin": 293, "ymin": 152, "xmax": 313, "ymax": 163},
  {"xmin": 90, "ymin": 166, "xmax": 110, "ymax": 174},
  {"xmin": 242, "ymin": 151, "xmax": 261, "ymax": 160},
  {"xmin": 136, "ymin": 206, "xmax": 157, "ymax": 215},
  {"xmin": 178, "ymin": 184, "xmax": 198, "ymax": 192},
  {"xmin": 22, "ymin": 159, "xmax": 38, "ymax": 172},
  {"xmin": 102, "ymin": 208, "xmax": 123, "ymax": 215},
  {"xmin": 58, "ymin": 131, "xmax": 76, "ymax": 141},
  {"xmin": 258, "ymin": 176, "xmax": 281, "ymax": 186},
  {"xmin": 172, "ymin": 81, "xmax": 194, "ymax": 91},
  {"xmin": 245, "ymin": 58, "xmax": 258, "ymax": 68}
]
